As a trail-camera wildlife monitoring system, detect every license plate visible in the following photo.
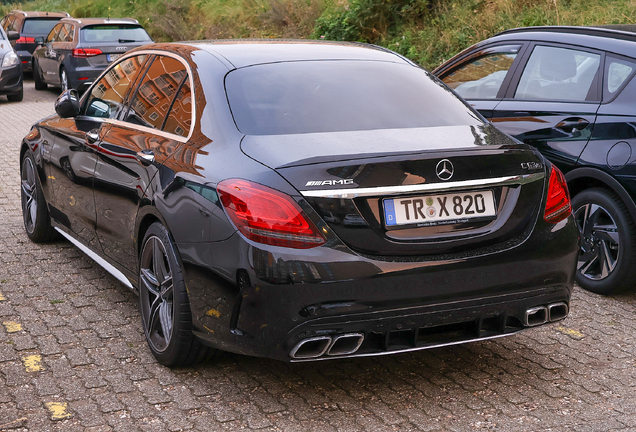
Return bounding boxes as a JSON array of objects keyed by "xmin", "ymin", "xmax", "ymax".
[
  {"xmin": 383, "ymin": 190, "xmax": 496, "ymax": 227},
  {"xmin": 107, "ymin": 54, "xmax": 122, "ymax": 62}
]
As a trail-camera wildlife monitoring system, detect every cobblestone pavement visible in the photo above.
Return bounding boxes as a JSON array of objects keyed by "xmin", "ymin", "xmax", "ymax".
[{"xmin": 1, "ymin": 81, "xmax": 636, "ymax": 432}]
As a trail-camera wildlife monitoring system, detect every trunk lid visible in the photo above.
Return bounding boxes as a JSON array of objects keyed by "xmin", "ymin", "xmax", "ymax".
[{"xmin": 242, "ymin": 124, "xmax": 547, "ymax": 256}]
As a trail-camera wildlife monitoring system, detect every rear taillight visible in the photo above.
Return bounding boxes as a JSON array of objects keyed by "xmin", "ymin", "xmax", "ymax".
[
  {"xmin": 218, "ymin": 179, "xmax": 326, "ymax": 249},
  {"xmin": 72, "ymin": 48, "xmax": 103, "ymax": 58},
  {"xmin": 15, "ymin": 37, "xmax": 35, "ymax": 44},
  {"xmin": 544, "ymin": 166, "xmax": 571, "ymax": 223}
]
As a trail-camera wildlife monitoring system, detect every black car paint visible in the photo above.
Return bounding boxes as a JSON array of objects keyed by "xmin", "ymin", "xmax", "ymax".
[{"xmin": 22, "ymin": 41, "xmax": 579, "ymax": 362}]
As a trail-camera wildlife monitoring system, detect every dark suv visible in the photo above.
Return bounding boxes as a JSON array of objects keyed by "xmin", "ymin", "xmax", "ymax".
[
  {"xmin": 0, "ymin": 10, "xmax": 69, "ymax": 72},
  {"xmin": 32, "ymin": 17, "xmax": 153, "ymax": 91},
  {"xmin": 434, "ymin": 25, "xmax": 636, "ymax": 295}
]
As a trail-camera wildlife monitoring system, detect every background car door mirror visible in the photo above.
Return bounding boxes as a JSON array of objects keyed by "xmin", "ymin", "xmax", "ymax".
[
  {"xmin": 6, "ymin": 31, "xmax": 19, "ymax": 41},
  {"xmin": 34, "ymin": 36, "xmax": 44, "ymax": 45},
  {"xmin": 55, "ymin": 89, "xmax": 81, "ymax": 118}
]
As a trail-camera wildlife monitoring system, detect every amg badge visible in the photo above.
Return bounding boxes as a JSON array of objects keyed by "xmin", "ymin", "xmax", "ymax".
[{"xmin": 305, "ymin": 179, "xmax": 354, "ymax": 187}]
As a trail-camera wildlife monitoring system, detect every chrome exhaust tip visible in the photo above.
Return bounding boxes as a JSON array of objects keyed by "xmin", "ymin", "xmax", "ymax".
[
  {"xmin": 327, "ymin": 333, "xmax": 364, "ymax": 356},
  {"xmin": 290, "ymin": 336, "xmax": 332, "ymax": 359},
  {"xmin": 525, "ymin": 306, "xmax": 548, "ymax": 327},
  {"xmin": 548, "ymin": 302, "xmax": 569, "ymax": 322}
]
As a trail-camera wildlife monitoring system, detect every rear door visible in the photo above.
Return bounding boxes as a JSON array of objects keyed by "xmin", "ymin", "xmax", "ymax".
[
  {"xmin": 438, "ymin": 43, "xmax": 528, "ymax": 119},
  {"xmin": 38, "ymin": 22, "xmax": 62, "ymax": 83},
  {"xmin": 50, "ymin": 23, "xmax": 75, "ymax": 85},
  {"xmin": 93, "ymin": 53, "xmax": 193, "ymax": 270},
  {"xmin": 492, "ymin": 43, "xmax": 603, "ymax": 174}
]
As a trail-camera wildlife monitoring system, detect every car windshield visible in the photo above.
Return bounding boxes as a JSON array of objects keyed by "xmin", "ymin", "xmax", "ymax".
[
  {"xmin": 80, "ymin": 24, "xmax": 151, "ymax": 43},
  {"xmin": 22, "ymin": 18, "xmax": 61, "ymax": 35},
  {"xmin": 225, "ymin": 60, "xmax": 482, "ymax": 135}
]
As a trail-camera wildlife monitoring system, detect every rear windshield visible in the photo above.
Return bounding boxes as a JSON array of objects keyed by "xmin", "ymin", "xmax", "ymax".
[
  {"xmin": 22, "ymin": 18, "xmax": 61, "ymax": 35},
  {"xmin": 225, "ymin": 61, "xmax": 482, "ymax": 135},
  {"xmin": 80, "ymin": 24, "xmax": 152, "ymax": 43}
]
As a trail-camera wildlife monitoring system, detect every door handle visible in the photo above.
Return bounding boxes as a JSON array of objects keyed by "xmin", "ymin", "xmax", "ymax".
[
  {"xmin": 136, "ymin": 149, "xmax": 155, "ymax": 166},
  {"xmin": 85, "ymin": 131, "xmax": 99, "ymax": 144},
  {"xmin": 555, "ymin": 117, "xmax": 590, "ymax": 133}
]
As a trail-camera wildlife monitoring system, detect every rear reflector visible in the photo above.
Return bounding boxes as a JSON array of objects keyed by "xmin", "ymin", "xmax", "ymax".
[
  {"xmin": 16, "ymin": 37, "xmax": 35, "ymax": 43},
  {"xmin": 218, "ymin": 179, "xmax": 325, "ymax": 249},
  {"xmin": 78, "ymin": 77, "xmax": 89, "ymax": 81},
  {"xmin": 72, "ymin": 48, "xmax": 103, "ymax": 58},
  {"xmin": 544, "ymin": 165, "xmax": 571, "ymax": 223}
]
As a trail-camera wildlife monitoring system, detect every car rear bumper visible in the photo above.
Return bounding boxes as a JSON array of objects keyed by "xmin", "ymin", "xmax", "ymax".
[
  {"xmin": 0, "ymin": 64, "xmax": 23, "ymax": 94},
  {"xmin": 181, "ymin": 212, "xmax": 579, "ymax": 362}
]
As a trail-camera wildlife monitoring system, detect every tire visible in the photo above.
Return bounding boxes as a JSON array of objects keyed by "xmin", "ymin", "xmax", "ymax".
[
  {"xmin": 20, "ymin": 151, "xmax": 57, "ymax": 242},
  {"xmin": 7, "ymin": 86, "xmax": 23, "ymax": 102},
  {"xmin": 571, "ymin": 188, "xmax": 636, "ymax": 295},
  {"xmin": 34, "ymin": 61, "xmax": 47, "ymax": 90},
  {"xmin": 138, "ymin": 222, "xmax": 217, "ymax": 366},
  {"xmin": 60, "ymin": 67, "xmax": 69, "ymax": 93}
]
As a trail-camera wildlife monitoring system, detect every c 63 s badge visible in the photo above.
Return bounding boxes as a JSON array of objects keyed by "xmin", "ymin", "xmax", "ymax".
[
  {"xmin": 305, "ymin": 179, "xmax": 354, "ymax": 187},
  {"xmin": 521, "ymin": 162, "xmax": 544, "ymax": 170}
]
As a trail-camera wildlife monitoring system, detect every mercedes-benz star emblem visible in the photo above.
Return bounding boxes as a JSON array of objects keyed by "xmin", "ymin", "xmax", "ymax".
[{"xmin": 436, "ymin": 159, "xmax": 454, "ymax": 181}]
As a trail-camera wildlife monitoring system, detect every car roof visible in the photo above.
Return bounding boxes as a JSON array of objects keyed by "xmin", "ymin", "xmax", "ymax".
[
  {"xmin": 59, "ymin": 17, "xmax": 140, "ymax": 27},
  {"xmin": 9, "ymin": 10, "xmax": 70, "ymax": 19},
  {"xmin": 166, "ymin": 39, "xmax": 411, "ymax": 69},
  {"xmin": 483, "ymin": 25, "xmax": 636, "ymax": 58}
]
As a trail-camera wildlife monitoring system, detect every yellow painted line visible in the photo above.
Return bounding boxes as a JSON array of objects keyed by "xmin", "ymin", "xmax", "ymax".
[
  {"xmin": 557, "ymin": 326, "xmax": 585, "ymax": 338},
  {"xmin": 3, "ymin": 321, "xmax": 22, "ymax": 333},
  {"xmin": 45, "ymin": 402, "xmax": 71, "ymax": 420},
  {"xmin": 206, "ymin": 309, "xmax": 221, "ymax": 318},
  {"xmin": 23, "ymin": 355, "xmax": 43, "ymax": 372},
  {"xmin": 0, "ymin": 292, "xmax": 6, "ymax": 301}
]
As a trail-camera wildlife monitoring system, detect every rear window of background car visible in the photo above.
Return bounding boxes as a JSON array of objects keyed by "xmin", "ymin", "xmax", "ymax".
[
  {"xmin": 604, "ymin": 55, "xmax": 636, "ymax": 100},
  {"xmin": 22, "ymin": 18, "xmax": 61, "ymax": 35},
  {"xmin": 80, "ymin": 25, "xmax": 152, "ymax": 43},
  {"xmin": 225, "ymin": 61, "xmax": 483, "ymax": 135}
]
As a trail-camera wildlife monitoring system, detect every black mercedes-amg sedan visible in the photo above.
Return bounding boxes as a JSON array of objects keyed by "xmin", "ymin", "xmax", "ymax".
[
  {"xmin": 434, "ymin": 25, "xmax": 636, "ymax": 295},
  {"xmin": 20, "ymin": 41, "xmax": 578, "ymax": 367}
]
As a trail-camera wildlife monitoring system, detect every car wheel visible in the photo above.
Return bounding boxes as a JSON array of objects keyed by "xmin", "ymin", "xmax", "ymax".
[
  {"xmin": 60, "ymin": 67, "xmax": 69, "ymax": 92},
  {"xmin": 34, "ymin": 61, "xmax": 47, "ymax": 90},
  {"xmin": 138, "ymin": 222, "xmax": 217, "ymax": 366},
  {"xmin": 7, "ymin": 86, "xmax": 23, "ymax": 102},
  {"xmin": 572, "ymin": 188, "xmax": 636, "ymax": 295},
  {"xmin": 20, "ymin": 151, "xmax": 57, "ymax": 242}
]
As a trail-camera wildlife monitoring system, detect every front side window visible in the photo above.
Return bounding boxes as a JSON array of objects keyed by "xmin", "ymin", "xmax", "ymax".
[
  {"xmin": 83, "ymin": 54, "xmax": 148, "ymax": 119},
  {"xmin": 46, "ymin": 23, "xmax": 62, "ymax": 43},
  {"xmin": 515, "ymin": 45, "xmax": 601, "ymax": 102},
  {"xmin": 442, "ymin": 45, "xmax": 521, "ymax": 100},
  {"xmin": 604, "ymin": 55, "xmax": 636, "ymax": 99},
  {"xmin": 123, "ymin": 55, "xmax": 190, "ymax": 133}
]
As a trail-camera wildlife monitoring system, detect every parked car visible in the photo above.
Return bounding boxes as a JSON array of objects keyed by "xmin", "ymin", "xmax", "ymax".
[
  {"xmin": 0, "ymin": 10, "xmax": 69, "ymax": 72},
  {"xmin": 434, "ymin": 25, "xmax": 636, "ymax": 295},
  {"xmin": 32, "ymin": 17, "xmax": 152, "ymax": 92},
  {"xmin": 20, "ymin": 41, "xmax": 578, "ymax": 367},
  {"xmin": 0, "ymin": 25, "xmax": 23, "ymax": 101}
]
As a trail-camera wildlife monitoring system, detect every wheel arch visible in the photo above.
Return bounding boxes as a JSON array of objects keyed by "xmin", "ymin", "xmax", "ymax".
[{"xmin": 565, "ymin": 167, "xmax": 636, "ymax": 223}]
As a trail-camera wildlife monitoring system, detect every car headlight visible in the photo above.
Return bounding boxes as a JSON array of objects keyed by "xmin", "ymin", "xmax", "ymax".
[{"xmin": 2, "ymin": 52, "xmax": 19, "ymax": 68}]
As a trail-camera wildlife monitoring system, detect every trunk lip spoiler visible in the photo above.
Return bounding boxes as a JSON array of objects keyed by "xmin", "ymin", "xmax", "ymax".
[{"xmin": 300, "ymin": 172, "xmax": 544, "ymax": 199}]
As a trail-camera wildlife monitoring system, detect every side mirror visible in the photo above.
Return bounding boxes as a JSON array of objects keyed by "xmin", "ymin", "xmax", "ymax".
[
  {"xmin": 7, "ymin": 31, "xmax": 19, "ymax": 42},
  {"xmin": 55, "ymin": 90, "xmax": 80, "ymax": 118},
  {"xmin": 77, "ymin": 81, "xmax": 93, "ymax": 97},
  {"xmin": 34, "ymin": 36, "xmax": 44, "ymax": 45}
]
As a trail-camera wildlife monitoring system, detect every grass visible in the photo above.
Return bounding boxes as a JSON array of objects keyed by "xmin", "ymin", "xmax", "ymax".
[{"xmin": 3, "ymin": 0, "xmax": 636, "ymax": 68}]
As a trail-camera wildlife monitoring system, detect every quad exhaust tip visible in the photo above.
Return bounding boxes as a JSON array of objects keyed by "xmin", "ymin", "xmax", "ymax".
[
  {"xmin": 525, "ymin": 302, "xmax": 569, "ymax": 327},
  {"xmin": 290, "ymin": 333, "xmax": 366, "ymax": 359}
]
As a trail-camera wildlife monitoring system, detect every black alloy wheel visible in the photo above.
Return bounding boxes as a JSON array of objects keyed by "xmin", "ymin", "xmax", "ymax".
[
  {"xmin": 20, "ymin": 152, "xmax": 56, "ymax": 242},
  {"xmin": 138, "ymin": 222, "xmax": 215, "ymax": 366},
  {"xmin": 572, "ymin": 188, "xmax": 636, "ymax": 295},
  {"xmin": 34, "ymin": 60, "xmax": 47, "ymax": 90}
]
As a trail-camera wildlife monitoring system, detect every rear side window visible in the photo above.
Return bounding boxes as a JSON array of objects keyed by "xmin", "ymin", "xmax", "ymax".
[
  {"xmin": 604, "ymin": 55, "xmax": 636, "ymax": 100},
  {"xmin": 83, "ymin": 54, "xmax": 149, "ymax": 119},
  {"xmin": 124, "ymin": 55, "xmax": 191, "ymax": 136},
  {"xmin": 441, "ymin": 45, "xmax": 521, "ymax": 100},
  {"xmin": 46, "ymin": 23, "xmax": 62, "ymax": 43},
  {"xmin": 225, "ymin": 61, "xmax": 482, "ymax": 136},
  {"xmin": 22, "ymin": 18, "xmax": 61, "ymax": 35},
  {"xmin": 80, "ymin": 24, "xmax": 151, "ymax": 43},
  {"xmin": 515, "ymin": 45, "xmax": 601, "ymax": 102}
]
